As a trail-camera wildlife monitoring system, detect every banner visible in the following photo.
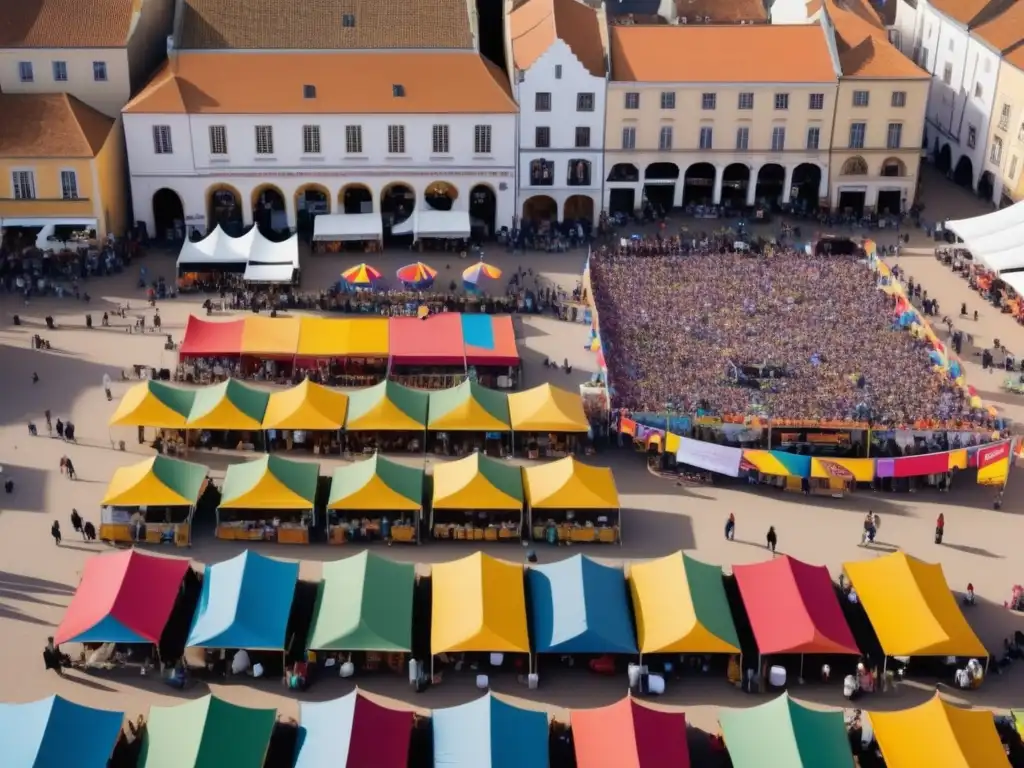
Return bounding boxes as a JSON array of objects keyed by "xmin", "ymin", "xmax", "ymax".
[
  {"xmin": 677, "ymin": 438, "xmax": 742, "ymax": 477},
  {"xmin": 977, "ymin": 440, "xmax": 1011, "ymax": 469},
  {"xmin": 891, "ymin": 452, "xmax": 951, "ymax": 478}
]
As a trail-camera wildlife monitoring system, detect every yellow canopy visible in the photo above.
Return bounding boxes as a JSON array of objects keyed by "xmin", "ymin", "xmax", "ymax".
[
  {"xmin": 431, "ymin": 454, "xmax": 523, "ymax": 510},
  {"xmin": 218, "ymin": 456, "xmax": 318, "ymax": 510},
  {"xmin": 507, "ymin": 383, "xmax": 589, "ymax": 432},
  {"xmin": 871, "ymin": 695, "xmax": 1010, "ymax": 768},
  {"xmin": 101, "ymin": 456, "xmax": 208, "ymax": 507},
  {"xmin": 523, "ymin": 457, "xmax": 619, "ymax": 508},
  {"xmin": 240, "ymin": 315, "xmax": 300, "ymax": 356},
  {"xmin": 109, "ymin": 381, "xmax": 195, "ymax": 429},
  {"xmin": 262, "ymin": 380, "xmax": 348, "ymax": 430},
  {"xmin": 431, "ymin": 552, "xmax": 529, "ymax": 654},
  {"xmin": 844, "ymin": 552, "xmax": 986, "ymax": 657},
  {"xmin": 296, "ymin": 317, "xmax": 389, "ymax": 358}
]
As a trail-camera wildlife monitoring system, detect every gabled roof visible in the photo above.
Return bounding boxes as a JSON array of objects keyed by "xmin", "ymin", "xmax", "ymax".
[
  {"xmin": 0, "ymin": 0, "xmax": 134, "ymax": 48},
  {"xmin": 0, "ymin": 94, "xmax": 114, "ymax": 158},
  {"xmin": 510, "ymin": 0, "xmax": 606, "ymax": 78},
  {"xmin": 972, "ymin": 2, "xmax": 1024, "ymax": 53},
  {"xmin": 825, "ymin": 0, "xmax": 929, "ymax": 78},
  {"xmin": 928, "ymin": 0, "xmax": 1013, "ymax": 27}
]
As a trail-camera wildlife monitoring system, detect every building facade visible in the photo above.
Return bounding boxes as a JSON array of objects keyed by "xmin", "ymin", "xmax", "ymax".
[{"xmin": 983, "ymin": 52, "xmax": 1024, "ymax": 205}]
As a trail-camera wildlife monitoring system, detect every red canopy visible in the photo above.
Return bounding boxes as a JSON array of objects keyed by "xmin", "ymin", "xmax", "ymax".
[
  {"xmin": 179, "ymin": 316, "xmax": 245, "ymax": 357},
  {"xmin": 733, "ymin": 556, "xmax": 859, "ymax": 656},
  {"xmin": 572, "ymin": 698, "xmax": 690, "ymax": 768},
  {"xmin": 55, "ymin": 550, "xmax": 191, "ymax": 645},
  {"xmin": 462, "ymin": 315, "xmax": 520, "ymax": 367},
  {"xmin": 347, "ymin": 694, "xmax": 413, "ymax": 767},
  {"xmin": 388, "ymin": 314, "xmax": 465, "ymax": 366}
]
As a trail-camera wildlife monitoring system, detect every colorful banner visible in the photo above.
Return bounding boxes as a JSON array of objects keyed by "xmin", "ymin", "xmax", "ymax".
[
  {"xmin": 889, "ymin": 452, "xmax": 951, "ymax": 478},
  {"xmin": 742, "ymin": 451, "xmax": 812, "ymax": 478},
  {"xmin": 976, "ymin": 440, "xmax": 1012, "ymax": 486},
  {"xmin": 810, "ymin": 458, "xmax": 875, "ymax": 482},
  {"xmin": 677, "ymin": 438, "xmax": 742, "ymax": 477}
]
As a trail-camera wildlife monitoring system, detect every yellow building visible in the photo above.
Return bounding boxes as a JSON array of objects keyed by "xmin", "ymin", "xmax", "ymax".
[
  {"xmin": 0, "ymin": 94, "xmax": 127, "ymax": 244},
  {"xmin": 821, "ymin": 0, "xmax": 930, "ymax": 215},
  {"xmin": 977, "ymin": 3, "xmax": 1024, "ymax": 206},
  {"xmin": 604, "ymin": 24, "xmax": 839, "ymax": 214}
]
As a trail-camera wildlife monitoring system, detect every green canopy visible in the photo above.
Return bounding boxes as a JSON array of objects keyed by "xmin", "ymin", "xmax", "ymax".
[
  {"xmin": 427, "ymin": 380, "xmax": 511, "ymax": 431},
  {"xmin": 140, "ymin": 694, "xmax": 276, "ymax": 768},
  {"xmin": 307, "ymin": 551, "xmax": 415, "ymax": 651},
  {"xmin": 345, "ymin": 380, "xmax": 429, "ymax": 431},
  {"xmin": 719, "ymin": 694, "xmax": 854, "ymax": 768},
  {"xmin": 219, "ymin": 455, "xmax": 319, "ymax": 509},
  {"xmin": 109, "ymin": 380, "xmax": 197, "ymax": 428},
  {"xmin": 186, "ymin": 379, "xmax": 270, "ymax": 430},
  {"xmin": 327, "ymin": 453, "xmax": 424, "ymax": 511}
]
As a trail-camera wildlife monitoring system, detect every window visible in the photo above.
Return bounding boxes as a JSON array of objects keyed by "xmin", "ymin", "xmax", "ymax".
[
  {"xmin": 474, "ymin": 125, "xmax": 492, "ymax": 154},
  {"xmin": 886, "ymin": 122, "xmax": 902, "ymax": 149},
  {"xmin": 771, "ymin": 126, "xmax": 786, "ymax": 151},
  {"xmin": 624, "ymin": 92, "xmax": 639, "ymax": 110},
  {"xmin": 387, "ymin": 125, "xmax": 406, "ymax": 154},
  {"xmin": 302, "ymin": 124, "xmax": 321, "ymax": 154},
  {"xmin": 736, "ymin": 126, "xmax": 749, "ymax": 150},
  {"xmin": 18, "ymin": 61, "xmax": 33, "ymax": 82},
  {"xmin": 392, "ymin": 84, "xmax": 405, "ymax": 97},
  {"xmin": 535, "ymin": 127, "xmax": 551, "ymax": 148},
  {"xmin": 535, "ymin": 92, "xmax": 551, "ymax": 111},
  {"xmin": 209, "ymin": 125, "xmax": 227, "ymax": 155},
  {"xmin": 11, "ymin": 170, "xmax": 35, "ymax": 200},
  {"xmin": 554, "ymin": 64, "xmax": 562, "ymax": 79},
  {"xmin": 60, "ymin": 170, "xmax": 78, "ymax": 200},
  {"xmin": 152, "ymin": 125, "xmax": 173, "ymax": 154},
  {"xmin": 852, "ymin": 90, "xmax": 870, "ymax": 107},
  {"xmin": 974, "ymin": 82, "xmax": 984, "ymax": 100},
  {"xmin": 661, "ymin": 91, "xmax": 676, "ymax": 110},
  {"xmin": 849, "ymin": 122, "xmax": 866, "ymax": 149},
  {"xmin": 738, "ymin": 92, "xmax": 754, "ymax": 110},
  {"xmin": 942, "ymin": 63, "xmax": 952, "ymax": 85},
  {"xmin": 92, "ymin": 61, "xmax": 107, "ymax": 81},
  {"xmin": 701, "ymin": 93, "xmax": 716, "ymax": 110},
  {"xmin": 303, "ymin": 84, "xmax": 316, "ymax": 99},
  {"xmin": 967, "ymin": 125, "xmax": 977, "ymax": 148},
  {"xmin": 1010, "ymin": 155, "xmax": 1019, "ymax": 179},
  {"xmin": 621, "ymin": 126, "xmax": 636, "ymax": 150},
  {"xmin": 574, "ymin": 126, "xmax": 591, "ymax": 148},
  {"xmin": 809, "ymin": 93, "xmax": 824, "ymax": 110},
  {"xmin": 567, "ymin": 159, "xmax": 591, "ymax": 186},
  {"xmin": 806, "ymin": 126, "xmax": 820, "ymax": 150},
  {"xmin": 920, "ymin": 47, "xmax": 930, "ymax": 68},
  {"xmin": 774, "ymin": 93, "xmax": 789, "ymax": 110},
  {"xmin": 699, "ymin": 126, "xmax": 713, "ymax": 149},
  {"xmin": 999, "ymin": 103, "xmax": 1011, "ymax": 130},
  {"xmin": 990, "ymin": 136, "xmax": 1003, "ymax": 164},
  {"xmin": 891, "ymin": 90, "xmax": 906, "ymax": 108},
  {"xmin": 52, "ymin": 61, "xmax": 67, "ymax": 82},
  {"xmin": 658, "ymin": 126, "xmax": 673, "ymax": 151},
  {"xmin": 432, "ymin": 124, "xmax": 450, "ymax": 154},
  {"xmin": 345, "ymin": 125, "xmax": 363, "ymax": 154},
  {"xmin": 342, "ymin": 13, "xmax": 355, "ymax": 26},
  {"xmin": 255, "ymin": 125, "xmax": 274, "ymax": 154},
  {"xmin": 577, "ymin": 92, "xmax": 595, "ymax": 111}
]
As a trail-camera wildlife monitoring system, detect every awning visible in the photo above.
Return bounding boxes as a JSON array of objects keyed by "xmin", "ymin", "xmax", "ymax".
[
  {"xmin": 415, "ymin": 209, "xmax": 471, "ymax": 239},
  {"xmin": 296, "ymin": 316, "xmax": 389, "ymax": 358},
  {"xmin": 507, "ymin": 383, "xmax": 589, "ymax": 432},
  {"xmin": 677, "ymin": 437, "xmax": 743, "ymax": 477},
  {"xmin": 176, "ymin": 225, "xmax": 254, "ymax": 270},
  {"xmin": 307, "ymin": 551, "xmax": 414, "ymax": 651},
  {"xmin": 109, "ymin": 380, "xmax": 196, "ymax": 428},
  {"xmin": 432, "ymin": 553, "xmax": 529, "ymax": 654},
  {"xmin": 186, "ymin": 379, "xmax": 269, "ymax": 430},
  {"xmin": 629, "ymin": 552, "xmax": 739, "ymax": 654},
  {"xmin": 240, "ymin": 315, "xmax": 300, "ymax": 356},
  {"xmin": 433, "ymin": 694, "xmax": 548, "ymax": 768},
  {"xmin": 432, "ymin": 453, "xmax": 524, "ymax": 510},
  {"xmin": 389, "ymin": 314, "xmax": 466, "ymax": 366},
  {"xmin": 572, "ymin": 698, "xmax": 689, "ymax": 768},
  {"xmin": 810, "ymin": 457, "xmax": 875, "ymax": 482},
  {"xmin": 187, "ymin": 550, "xmax": 299, "ymax": 649},
  {"xmin": 528, "ymin": 555, "xmax": 636, "ymax": 654},
  {"xmin": 462, "ymin": 314, "xmax": 520, "ymax": 367},
  {"xmin": 327, "ymin": 453, "xmax": 423, "ymax": 511},
  {"xmin": 247, "ymin": 231, "xmax": 298, "ymax": 266},
  {"xmin": 843, "ymin": 552, "xmax": 986, "ymax": 657},
  {"xmin": 428, "ymin": 379, "xmax": 511, "ymax": 431},
  {"xmin": 296, "ymin": 693, "xmax": 413, "ymax": 768},
  {"xmin": 523, "ymin": 456, "xmax": 619, "ymax": 509},
  {"xmin": 946, "ymin": 201, "xmax": 1024, "ymax": 272},
  {"xmin": 179, "ymin": 315, "xmax": 245, "ymax": 356},
  {"xmin": 870, "ymin": 695, "xmax": 1009, "ymax": 768},
  {"xmin": 0, "ymin": 696, "xmax": 124, "ymax": 768},
  {"xmin": 262, "ymin": 379, "xmax": 348, "ymax": 430},
  {"xmin": 345, "ymin": 380, "xmax": 429, "ymax": 431},
  {"xmin": 733, "ymin": 556, "xmax": 859, "ymax": 656},
  {"xmin": 242, "ymin": 262, "xmax": 295, "ymax": 283},
  {"xmin": 140, "ymin": 695, "xmax": 276, "ymax": 768},
  {"xmin": 741, "ymin": 450, "xmax": 811, "ymax": 478},
  {"xmin": 55, "ymin": 550, "xmax": 191, "ymax": 645},
  {"xmin": 719, "ymin": 694, "xmax": 854, "ymax": 768},
  {"xmin": 101, "ymin": 455, "xmax": 208, "ymax": 507},
  {"xmin": 314, "ymin": 213, "xmax": 383, "ymax": 241},
  {"xmin": 219, "ymin": 455, "xmax": 318, "ymax": 509}
]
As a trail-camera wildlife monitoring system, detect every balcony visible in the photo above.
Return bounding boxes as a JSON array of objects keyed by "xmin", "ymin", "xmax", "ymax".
[{"xmin": 0, "ymin": 198, "xmax": 94, "ymax": 218}]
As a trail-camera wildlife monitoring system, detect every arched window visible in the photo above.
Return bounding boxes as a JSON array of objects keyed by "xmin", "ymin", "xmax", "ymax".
[{"xmin": 841, "ymin": 157, "xmax": 868, "ymax": 175}]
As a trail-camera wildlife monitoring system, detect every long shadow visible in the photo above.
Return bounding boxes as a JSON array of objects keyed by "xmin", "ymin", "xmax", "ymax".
[
  {"xmin": 0, "ymin": 604, "xmax": 54, "ymax": 626},
  {"xmin": 0, "ymin": 588, "xmax": 65, "ymax": 608},
  {"xmin": 0, "ymin": 571, "xmax": 75, "ymax": 594},
  {"xmin": 0, "ymin": 464, "xmax": 49, "ymax": 514},
  {"xmin": 63, "ymin": 672, "xmax": 118, "ymax": 693},
  {"xmin": 942, "ymin": 542, "xmax": 1004, "ymax": 558}
]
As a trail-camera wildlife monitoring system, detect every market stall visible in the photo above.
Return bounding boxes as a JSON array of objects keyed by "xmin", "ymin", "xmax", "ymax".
[
  {"xmin": 326, "ymin": 453, "xmax": 424, "ymax": 543},
  {"xmin": 432, "ymin": 695, "xmax": 549, "ymax": 768},
  {"xmin": 295, "ymin": 694, "xmax": 414, "ymax": 768},
  {"xmin": 388, "ymin": 314, "xmax": 467, "ymax": 389},
  {"xmin": 177, "ymin": 316, "xmax": 246, "ymax": 380},
  {"xmin": 572, "ymin": 699, "xmax": 690, "ymax": 768},
  {"xmin": 461, "ymin": 314, "xmax": 521, "ymax": 388},
  {"xmin": 508, "ymin": 383, "xmax": 590, "ymax": 456},
  {"xmin": 186, "ymin": 379, "xmax": 270, "ymax": 451},
  {"xmin": 108, "ymin": 380, "xmax": 196, "ymax": 441},
  {"xmin": 262, "ymin": 379, "xmax": 348, "ymax": 455},
  {"xmin": 295, "ymin": 316, "xmax": 389, "ymax": 387},
  {"xmin": 242, "ymin": 232, "xmax": 299, "ymax": 285},
  {"xmin": 430, "ymin": 453, "xmax": 524, "ymax": 541},
  {"xmin": 343, "ymin": 380, "xmax": 429, "ymax": 454},
  {"xmin": 312, "ymin": 213, "xmax": 383, "ymax": 253},
  {"xmin": 427, "ymin": 380, "xmax": 511, "ymax": 456},
  {"xmin": 175, "ymin": 225, "xmax": 252, "ymax": 291},
  {"xmin": 239, "ymin": 315, "xmax": 300, "ymax": 379},
  {"xmin": 216, "ymin": 455, "xmax": 318, "ymax": 544},
  {"xmin": 523, "ymin": 457, "xmax": 620, "ymax": 543},
  {"xmin": 0, "ymin": 696, "xmax": 125, "ymax": 768},
  {"xmin": 740, "ymin": 449, "xmax": 812, "ymax": 493}
]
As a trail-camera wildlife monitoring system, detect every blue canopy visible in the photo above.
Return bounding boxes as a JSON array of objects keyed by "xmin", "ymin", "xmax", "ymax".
[
  {"xmin": 0, "ymin": 695, "xmax": 124, "ymax": 768},
  {"xmin": 187, "ymin": 550, "xmax": 299, "ymax": 649},
  {"xmin": 433, "ymin": 694, "xmax": 548, "ymax": 768},
  {"xmin": 528, "ymin": 555, "xmax": 637, "ymax": 654}
]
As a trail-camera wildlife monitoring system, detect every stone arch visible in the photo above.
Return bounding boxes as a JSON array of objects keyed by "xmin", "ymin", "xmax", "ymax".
[
  {"xmin": 879, "ymin": 157, "xmax": 906, "ymax": 177},
  {"xmin": 206, "ymin": 182, "xmax": 244, "ymax": 232},
  {"xmin": 151, "ymin": 187, "xmax": 184, "ymax": 240},
  {"xmin": 340, "ymin": 183, "xmax": 374, "ymax": 214},
  {"xmin": 564, "ymin": 194, "xmax": 596, "ymax": 221},
  {"xmin": 424, "ymin": 181, "xmax": 459, "ymax": 211},
  {"xmin": 953, "ymin": 155, "xmax": 974, "ymax": 188},
  {"xmin": 522, "ymin": 194, "xmax": 558, "ymax": 222},
  {"xmin": 380, "ymin": 181, "xmax": 415, "ymax": 224},
  {"xmin": 841, "ymin": 156, "xmax": 869, "ymax": 176},
  {"xmin": 251, "ymin": 183, "xmax": 286, "ymax": 235},
  {"xmin": 469, "ymin": 183, "xmax": 498, "ymax": 237},
  {"xmin": 294, "ymin": 183, "xmax": 331, "ymax": 215},
  {"xmin": 607, "ymin": 163, "xmax": 639, "ymax": 182}
]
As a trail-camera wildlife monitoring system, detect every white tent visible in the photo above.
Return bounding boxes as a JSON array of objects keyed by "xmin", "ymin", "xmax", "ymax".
[
  {"xmin": 247, "ymin": 232, "xmax": 299, "ymax": 267},
  {"xmin": 945, "ymin": 201, "xmax": 1024, "ymax": 272},
  {"xmin": 175, "ymin": 225, "xmax": 254, "ymax": 269},
  {"xmin": 312, "ymin": 214, "xmax": 383, "ymax": 242},
  {"xmin": 243, "ymin": 263, "xmax": 296, "ymax": 283},
  {"xmin": 413, "ymin": 209, "xmax": 471, "ymax": 240}
]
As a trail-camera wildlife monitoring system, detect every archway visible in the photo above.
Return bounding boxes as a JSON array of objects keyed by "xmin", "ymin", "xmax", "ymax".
[
  {"xmin": 380, "ymin": 182, "xmax": 415, "ymax": 226},
  {"xmin": 791, "ymin": 163, "xmax": 822, "ymax": 211},
  {"xmin": 340, "ymin": 184, "xmax": 373, "ymax": 215},
  {"xmin": 754, "ymin": 164, "xmax": 785, "ymax": 207},
  {"xmin": 295, "ymin": 183, "xmax": 330, "ymax": 239},
  {"xmin": 607, "ymin": 163, "xmax": 639, "ymax": 183},
  {"xmin": 152, "ymin": 188, "xmax": 184, "ymax": 240},
  {"xmin": 681, "ymin": 162, "xmax": 715, "ymax": 206},
  {"xmin": 880, "ymin": 158, "xmax": 906, "ymax": 177},
  {"xmin": 252, "ymin": 184, "xmax": 286, "ymax": 236},
  {"xmin": 720, "ymin": 163, "xmax": 750, "ymax": 208},
  {"xmin": 645, "ymin": 162, "xmax": 680, "ymax": 212},
  {"xmin": 937, "ymin": 144, "xmax": 952, "ymax": 174},
  {"xmin": 978, "ymin": 171, "xmax": 995, "ymax": 201},
  {"xmin": 469, "ymin": 184, "xmax": 497, "ymax": 237},
  {"xmin": 206, "ymin": 184, "xmax": 244, "ymax": 234},
  {"xmin": 953, "ymin": 155, "xmax": 973, "ymax": 188},
  {"xmin": 424, "ymin": 181, "xmax": 458, "ymax": 212},
  {"xmin": 841, "ymin": 157, "xmax": 868, "ymax": 176},
  {"xmin": 564, "ymin": 195, "xmax": 595, "ymax": 222},
  {"xmin": 522, "ymin": 195, "xmax": 558, "ymax": 222}
]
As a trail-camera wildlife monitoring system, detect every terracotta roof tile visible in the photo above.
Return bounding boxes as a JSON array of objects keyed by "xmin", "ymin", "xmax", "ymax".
[
  {"xmin": 826, "ymin": 0, "xmax": 929, "ymax": 78},
  {"xmin": 672, "ymin": 0, "xmax": 768, "ymax": 23},
  {"xmin": 0, "ymin": 94, "xmax": 114, "ymax": 157},
  {"xmin": 1007, "ymin": 45, "xmax": 1024, "ymax": 71},
  {"xmin": 0, "ymin": 0, "xmax": 134, "ymax": 47},
  {"xmin": 177, "ymin": 0, "xmax": 473, "ymax": 50},
  {"xmin": 972, "ymin": 3, "xmax": 1024, "ymax": 52},
  {"xmin": 609, "ymin": 24, "xmax": 836, "ymax": 83},
  {"xmin": 124, "ymin": 52, "xmax": 517, "ymax": 114},
  {"xmin": 928, "ymin": 0, "xmax": 1005, "ymax": 26},
  {"xmin": 510, "ymin": 0, "xmax": 605, "ymax": 77}
]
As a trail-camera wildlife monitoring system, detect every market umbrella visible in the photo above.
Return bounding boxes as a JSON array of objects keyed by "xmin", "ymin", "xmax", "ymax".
[
  {"xmin": 341, "ymin": 263, "xmax": 383, "ymax": 287},
  {"xmin": 396, "ymin": 262, "xmax": 438, "ymax": 288},
  {"xmin": 462, "ymin": 261, "xmax": 502, "ymax": 292}
]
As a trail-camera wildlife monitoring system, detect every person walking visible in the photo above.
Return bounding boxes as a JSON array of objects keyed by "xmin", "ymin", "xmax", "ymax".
[
  {"xmin": 935, "ymin": 513, "xmax": 945, "ymax": 544},
  {"xmin": 65, "ymin": 457, "xmax": 76, "ymax": 480},
  {"xmin": 724, "ymin": 513, "xmax": 736, "ymax": 541},
  {"xmin": 51, "ymin": 520, "xmax": 62, "ymax": 546},
  {"xmin": 70, "ymin": 509, "xmax": 84, "ymax": 538},
  {"xmin": 766, "ymin": 526, "xmax": 777, "ymax": 554},
  {"xmin": 55, "ymin": 418, "xmax": 64, "ymax": 440}
]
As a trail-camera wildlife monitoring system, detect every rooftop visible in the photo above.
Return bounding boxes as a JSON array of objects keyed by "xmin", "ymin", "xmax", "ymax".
[
  {"xmin": 510, "ymin": 0, "xmax": 605, "ymax": 78},
  {"xmin": 609, "ymin": 24, "xmax": 836, "ymax": 83},
  {"xmin": 0, "ymin": 0, "xmax": 135, "ymax": 48},
  {"xmin": 972, "ymin": 2, "xmax": 1024, "ymax": 53},
  {"xmin": 927, "ymin": 0, "xmax": 1012, "ymax": 26},
  {"xmin": 124, "ymin": 52, "xmax": 517, "ymax": 114},
  {"xmin": 824, "ymin": 0, "xmax": 929, "ymax": 78},
  {"xmin": 176, "ymin": 0, "xmax": 474, "ymax": 50},
  {"xmin": 672, "ymin": 0, "xmax": 768, "ymax": 23},
  {"xmin": 0, "ymin": 94, "xmax": 114, "ymax": 158}
]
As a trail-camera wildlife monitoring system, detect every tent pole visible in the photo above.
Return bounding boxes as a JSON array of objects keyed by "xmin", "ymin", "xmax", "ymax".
[
  {"xmin": 799, "ymin": 654, "xmax": 804, "ymax": 683},
  {"xmin": 758, "ymin": 654, "xmax": 762, "ymax": 692}
]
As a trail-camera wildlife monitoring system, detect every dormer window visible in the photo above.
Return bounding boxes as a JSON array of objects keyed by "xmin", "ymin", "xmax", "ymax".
[
  {"xmin": 342, "ymin": 13, "xmax": 355, "ymax": 26},
  {"xmin": 393, "ymin": 84, "xmax": 405, "ymax": 97},
  {"xmin": 303, "ymin": 84, "xmax": 316, "ymax": 99}
]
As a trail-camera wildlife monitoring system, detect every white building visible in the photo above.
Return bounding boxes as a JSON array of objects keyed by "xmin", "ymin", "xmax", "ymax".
[{"xmin": 507, "ymin": 0, "xmax": 608, "ymax": 223}]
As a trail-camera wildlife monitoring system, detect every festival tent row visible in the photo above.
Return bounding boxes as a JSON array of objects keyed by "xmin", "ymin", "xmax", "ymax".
[{"xmin": 176, "ymin": 225, "xmax": 298, "ymax": 276}]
